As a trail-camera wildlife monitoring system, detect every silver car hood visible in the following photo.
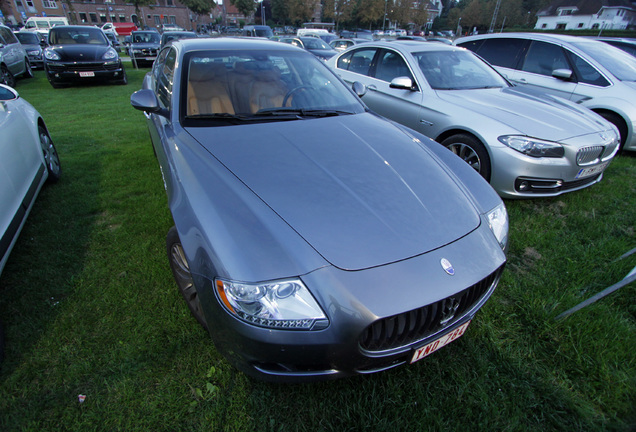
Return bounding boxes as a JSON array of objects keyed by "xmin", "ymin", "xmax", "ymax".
[
  {"xmin": 436, "ymin": 87, "xmax": 610, "ymax": 141},
  {"xmin": 186, "ymin": 113, "xmax": 481, "ymax": 271}
]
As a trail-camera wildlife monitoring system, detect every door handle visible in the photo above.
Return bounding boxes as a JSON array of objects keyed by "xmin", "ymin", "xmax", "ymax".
[{"xmin": 368, "ymin": 85, "xmax": 378, "ymax": 91}]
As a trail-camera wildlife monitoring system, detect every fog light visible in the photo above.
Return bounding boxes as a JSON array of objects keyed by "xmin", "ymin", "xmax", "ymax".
[{"xmin": 518, "ymin": 181, "xmax": 529, "ymax": 191}]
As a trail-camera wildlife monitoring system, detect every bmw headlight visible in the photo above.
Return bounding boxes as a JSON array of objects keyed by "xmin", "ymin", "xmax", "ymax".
[
  {"xmin": 499, "ymin": 135, "xmax": 564, "ymax": 158},
  {"xmin": 102, "ymin": 48, "xmax": 118, "ymax": 60},
  {"xmin": 486, "ymin": 203, "xmax": 508, "ymax": 250},
  {"xmin": 215, "ymin": 278, "xmax": 328, "ymax": 330},
  {"xmin": 44, "ymin": 49, "xmax": 61, "ymax": 61}
]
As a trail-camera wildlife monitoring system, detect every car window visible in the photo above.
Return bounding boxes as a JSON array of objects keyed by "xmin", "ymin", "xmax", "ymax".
[
  {"xmin": 50, "ymin": 28, "xmax": 107, "ymax": 45},
  {"xmin": 337, "ymin": 48, "xmax": 377, "ymax": 76},
  {"xmin": 565, "ymin": 51, "xmax": 610, "ymax": 87},
  {"xmin": 462, "ymin": 38, "xmax": 528, "ymax": 69},
  {"xmin": 16, "ymin": 32, "xmax": 40, "ymax": 44},
  {"xmin": 157, "ymin": 48, "xmax": 176, "ymax": 108},
  {"xmin": 153, "ymin": 48, "xmax": 170, "ymax": 82},
  {"xmin": 183, "ymin": 49, "xmax": 364, "ymax": 121},
  {"xmin": 0, "ymin": 27, "xmax": 18, "ymax": 45},
  {"xmin": 521, "ymin": 41, "xmax": 570, "ymax": 76},
  {"xmin": 570, "ymin": 40, "xmax": 636, "ymax": 82},
  {"xmin": 374, "ymin": 50, "xmax": 413, "ymax": 83},
  {"xmin": 414, "ymin": 50, "xmax": 507, "ymax": 90}
]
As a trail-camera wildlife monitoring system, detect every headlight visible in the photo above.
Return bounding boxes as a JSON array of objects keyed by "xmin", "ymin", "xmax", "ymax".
[
  {"xmin": 27, "ymin": 49, "xmax": 41, "ymax": 56},
  {"xmin": 499, "ymin": 135, "xmax": 564, "ymax": 158},
  {"xmin": 486, "ymin": 203, "xmax": 508, "ymax": 250},
  {"xmin": 102, "ymin": 48, "xmax": 118, "ymax": 60},
  {"xmin": 215, "ymin": 278, "xmax": 328, "ymax": 330},
  {"xmin": 44, "ymin": 49, "xmax": 61, "ymax": 61}
]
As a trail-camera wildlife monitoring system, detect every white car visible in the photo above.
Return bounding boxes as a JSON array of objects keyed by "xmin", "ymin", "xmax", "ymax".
[
  {"xmin": 327, "ymin": 41, "xmax": 619, "ymax": 198},
  {"xmin": 455, "ymin": 33, "xmax": 636, "ymax": 152},
  {"xmin": 0, "ymin": 84, "xmax": 61, "ymax": 274}
]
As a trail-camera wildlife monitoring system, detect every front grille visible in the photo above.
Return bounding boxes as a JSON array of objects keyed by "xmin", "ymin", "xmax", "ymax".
[
  {"xmin": 359, "ymin": 266, "xmax": 504, "ymax": 352},
  {"xmin": 561, "ymin": 173, "xmax": 602, "ymax": 191},
  {"xmin": 577, "ymin": 146, "xmax": 603, "ymax": 166},
  {"xmin": 48, "ymin": 62, "xmax": 115, "ymax": 72}
]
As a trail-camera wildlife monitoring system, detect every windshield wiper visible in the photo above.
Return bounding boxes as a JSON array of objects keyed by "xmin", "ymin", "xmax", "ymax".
[{"xmin": 254, "ymin": 108, "xmax": 353, "ymax": 118}]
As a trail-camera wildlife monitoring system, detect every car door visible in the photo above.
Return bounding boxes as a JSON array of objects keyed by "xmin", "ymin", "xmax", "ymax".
[
  {"xmin": 0, "ymin": 88, "xmax": 44, "ymax": 264},
  {"xmin": 0, "ymin": 27, "xmax": 22, "ymax": 75},
  {"xmin": 335, "ymin": 47, "xmax": 423, "ymax": 131}
]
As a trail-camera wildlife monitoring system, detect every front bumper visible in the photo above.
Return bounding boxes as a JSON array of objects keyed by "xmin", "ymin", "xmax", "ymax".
[
  {"xmin": 45, "ymin": 60, "xmax": 125, "ymax": 83},
  {"xmin": 195, "ymin": 222, "xmax": 507, "ymax": 382},
  {"xmin": 488, "ymin": 139, "xmax": 619, "ymax": 199}
]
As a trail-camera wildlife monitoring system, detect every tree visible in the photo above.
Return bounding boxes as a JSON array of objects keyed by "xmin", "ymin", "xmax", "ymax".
[
  {"xmin": 324, "ymin": 0, "xmax": 355, "ymax": 31},
  {"xmin": 230, "ymin": 0, "xmax": 257, "ymax": 19},
  {"xmin": 412, "ymin": 1, "xmax": 430, "ymax": 31},
  {"xmin": 181, "ymin": 0, "xmax": 217, "ymax": 17},
  {"xmin": 356, "ymin": 0, "xmax": 386, "ymax": 29},
  {"xmin": 287, "ymin": 0, "xmax": 319, "ymax": 27}
]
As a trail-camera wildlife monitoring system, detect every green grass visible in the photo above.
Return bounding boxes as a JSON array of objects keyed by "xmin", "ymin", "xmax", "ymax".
[{"xmin": 0, "ymin": 65, "xmax": 634, "ymax": 431}]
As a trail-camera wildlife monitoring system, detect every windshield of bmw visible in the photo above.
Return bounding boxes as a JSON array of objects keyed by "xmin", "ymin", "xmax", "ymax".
[
  {"xmin": 49, "ymin": 28, "xmax": 108, "ymax": 45},
  {"xmin": 183, "ymin": 50, "xmax": 365, "ymax": 124},
  {"xmin": 413, "ymin": 50, "xmax": 508, "ymax": 90},
  {"xmin": 570, "ymin": 41, "xmax": 636, "ymax": 82}
]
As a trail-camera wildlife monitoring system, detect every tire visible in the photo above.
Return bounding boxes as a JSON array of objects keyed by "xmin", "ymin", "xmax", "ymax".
[
  {"xmin": 597, "ymin": 111, "xmax": 628, "ymax": 151},
  {"xmin": 24, "ymin": 59, "xmax": 34, "ymax": 79},
  {"xmin": 440, "ymin": 133, "xmax": 492, "ymax": 182},
  {"xmin": 1, "ymin": 64, "xmax": 16, "ymax": 88},
  {"xmin": 166, "ymin": 226, "xmax": 208, "ymax": 330},
  {"xmin": 116, "ymin": 68, "xmax": 128, "ymax": 85},
  {"xmin": 38, "ymin": 126, "xmax": 62, "ymax": 183}
]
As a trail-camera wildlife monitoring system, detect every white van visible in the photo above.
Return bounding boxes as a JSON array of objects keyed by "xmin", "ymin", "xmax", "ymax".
[{"xmin": 24, "ymin": 16, "xmax": 69, "ymax": 39}]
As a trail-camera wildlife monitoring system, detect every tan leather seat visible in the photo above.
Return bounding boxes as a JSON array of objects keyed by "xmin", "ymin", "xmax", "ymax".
[
  {"xmin": 187, "ymin": 62, "xmax": 235, "ymax": 116},
  {"xmin": 248, "ymin": 66, "xmax": 288, "ymax": 113}
]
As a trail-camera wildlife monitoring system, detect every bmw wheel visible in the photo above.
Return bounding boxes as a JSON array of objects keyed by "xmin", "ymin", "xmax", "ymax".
[
  {"xmin": 39, "ymin": 126, "xmax": 61, "ymax": 183},
  {"xmin": 166, "ymin": 226, "xmax": 208, "ymax": 330},
  {"xmin": 441, "ymin": 134, "xmax": 491, "ymax": 182}
]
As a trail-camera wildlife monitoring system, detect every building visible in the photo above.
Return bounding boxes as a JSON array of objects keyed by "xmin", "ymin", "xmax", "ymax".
[
  {"xmin": 0, "ymin": 0, "xmax": 207, "ymax": 32},
  {"xmin": 535, "ymin": 0, "xmax": 636, "ymax": 31}
]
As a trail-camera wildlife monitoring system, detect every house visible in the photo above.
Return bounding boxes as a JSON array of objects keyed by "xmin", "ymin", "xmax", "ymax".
[{"xmin": 535, "ymin": 0, "xmax": 636, "ymax": 31}]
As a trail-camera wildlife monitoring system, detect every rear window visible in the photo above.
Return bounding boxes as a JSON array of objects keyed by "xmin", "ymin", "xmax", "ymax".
[{"xmin": 461, "ymin": 38, "xmax": 528, "ymax": 69}]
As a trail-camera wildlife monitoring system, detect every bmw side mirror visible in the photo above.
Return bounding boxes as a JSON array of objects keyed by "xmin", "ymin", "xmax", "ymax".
[
  {"xmin": 552, "ymin": 69, "xmax": 573, "ymax": 81},
  {"xmin": 390, "ymin": 76, "xmax": 415, "ymax": 91},
  {"xmin": 130, "ymin": 89, "xmax": 168, "ymax": 118},
  {"xmin": 352, "ymin": 81, "xmax": 367, "ymax": 97}
]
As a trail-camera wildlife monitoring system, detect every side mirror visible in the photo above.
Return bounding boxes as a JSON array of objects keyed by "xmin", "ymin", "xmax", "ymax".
[
  {"xmin": 352, "ymin": 81, "xmax": 367, "ymax": 97},
  {"xmin": 389, "ymin": 76, "xmax": 415, "ymax": 90},
  {"xmin": 552, "ymin": 68, "xmax": 573, "ymax": 81},
  {"xmin": 130, "ymin": 89, "xmax": 169, "ymax": 118}
]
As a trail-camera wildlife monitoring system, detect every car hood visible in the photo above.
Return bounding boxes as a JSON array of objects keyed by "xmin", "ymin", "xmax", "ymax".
[
  {"xmin": 51, "ymin": 44, "xmax": 112, "ymax": 61},
  {"xmin": 436, "ymin": 87, "xmax": 611, "ymax": 141},
  {"xmin": 186, "ymin": 113, "xmax": 481, "ymax": 271}
]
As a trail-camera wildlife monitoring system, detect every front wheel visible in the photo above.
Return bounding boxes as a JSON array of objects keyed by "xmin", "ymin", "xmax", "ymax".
[
  {"xmin": 1, "ymin": 64, "xmax": 16, "ymax": 88},
  {"xmin": 597, "ymin": 111, "xmax": 628, "ymax": 151},
  {"xmin": 440, "ymin": 134, "xmax": 491, "ymax": 182},
  {"xmin": 166, "ymin": 226, "xmax": 208, "ymax": 330},
  {"xmin": 39, "ymin": 126, "xmax": 61, "ymax": 183}
]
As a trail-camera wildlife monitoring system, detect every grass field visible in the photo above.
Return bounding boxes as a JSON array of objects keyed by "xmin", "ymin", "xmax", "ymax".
[{"xmin": 0, "ymin": 65, "xmax": 634, "ymax": 431}]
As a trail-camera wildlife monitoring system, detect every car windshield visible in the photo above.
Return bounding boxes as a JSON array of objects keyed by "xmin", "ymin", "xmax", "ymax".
[
  {"xmin": 302, "ymin": 38, "xmax": 331, "ymax": 50},
  {"xmin": 16, "ymin": 32, "xmax": 40, "ymax": 44},
  {"xmin": 133, "ymin": 32, "xmax": 161, "ymax": 44},
  {"xmin": 184, "ymin": 50, "xmax": 365, "ymax": 122},
  {"xmin": 413, "ymin": 50, "xmax": 508, "ymax": 90},
  {"xmin": 49, "ymin": 28, "xmax": 108, "ymax": 45},
  {"xmin": 570, "ymin": 40, "xmax": 636, "ymax": 82}
]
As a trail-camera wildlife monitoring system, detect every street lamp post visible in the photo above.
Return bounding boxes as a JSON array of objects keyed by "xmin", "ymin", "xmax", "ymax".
[{"xmin": 383, "ymin": 0, "xmax": 387, "ymax": 32}]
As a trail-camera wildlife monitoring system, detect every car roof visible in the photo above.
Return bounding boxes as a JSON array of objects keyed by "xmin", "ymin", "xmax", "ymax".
[
  {"xmin": 455, "ymin": 32, "xmax": 591, "ymax": 45},
  {"xmin": 170, "ymin": 37, "xmax": 305, "ymax": 53},
  {"xmin": 348, "ymin": 39, "xmax": 465, "ymax": 53}
]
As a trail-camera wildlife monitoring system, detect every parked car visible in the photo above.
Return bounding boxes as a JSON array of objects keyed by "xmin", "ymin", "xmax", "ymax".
[
  {"xmin": 591, "ymin": 37, "xmax": 636, "ymax": 57},
  {"xmin": 44, "ymin": 25, "xmax": 127, "ymax": 88},
  {"xmin": 160, "ymin": 31, "xmax": 197, "ymax": 49},
  {"xmin": 279, "ymin": 36, "xmax": 337, "ymax": 60},
  {"xmin": 14, "ymin": 31, "xmax": 45, "ymax": 69},
  {"xmin": 330, "ymin": 38, "xmax": 369, "ymax": 51},
  {"xmin": 130, "ymin": 37, "xmax": 508, "ymax": 382},
  {"xmin": 455, "ymin": 33, "xmax": 636, "ymax": 152},
  {"xmin": 0, "ymin": 24, "xmax": 33, "ymax": 87},
  {"xmin": 129, "ymin": 30, "xmax": 162, "ymax": 67},
  {"xmin": 327, "ymin": 41, "xmax": 619, "ymax": 198},
  {"xmin": 242, "ymin": 25, "xmax": 274, "ymax": 38},
  {"xmin": 0, "ymin": 84, "xmax": 61, "ymax": 275},
  {"xmin": 104, "ymin": 31, "xmax": 121, "ymax": 52}
]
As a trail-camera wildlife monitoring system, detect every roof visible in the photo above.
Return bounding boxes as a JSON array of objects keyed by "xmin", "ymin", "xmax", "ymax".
[{"xmin": 537, "ymin": 0, "xmax": 635, "ymax": 17}]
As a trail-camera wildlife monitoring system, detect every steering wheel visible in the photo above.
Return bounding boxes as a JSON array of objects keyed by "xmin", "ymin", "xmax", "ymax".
[{"xmin": 282, "ymin": 85, "xmax": 312, "ymax": 107}]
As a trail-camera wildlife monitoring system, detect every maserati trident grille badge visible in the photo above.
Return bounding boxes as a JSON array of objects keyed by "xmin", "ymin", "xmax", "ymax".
[{"xmin": 441, "ymin": 258, "xmax": 455, "ymax": 276}]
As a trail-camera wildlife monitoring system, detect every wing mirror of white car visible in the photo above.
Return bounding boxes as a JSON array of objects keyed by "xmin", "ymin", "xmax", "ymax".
[
  {"xmin": 389, "ymin": 76, "xmax": 415, "ymax": 91},
  {"xmin": 552, "ymin": 68, "xmax": 573, "ymax": 81},
  {"xmin": 130, "ymin": 89, "xmax": 169, "ymax": 118},
  {"xmin": 352, "ymin": 81, "xmax": 367, "ymax": 97},
  {"xmin": 0, "ymin": 84, "xmax": 18, "ymax": 101}
]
